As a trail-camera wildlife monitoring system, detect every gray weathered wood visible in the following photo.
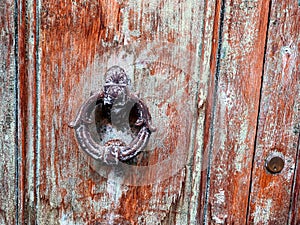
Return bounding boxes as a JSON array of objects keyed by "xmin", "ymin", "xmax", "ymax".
[{"xmin": 0, "ymin": 0, "xmax": 17, "ymax": 224}]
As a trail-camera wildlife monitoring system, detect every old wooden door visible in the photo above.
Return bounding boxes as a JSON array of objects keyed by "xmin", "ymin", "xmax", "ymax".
[{"xmin": 1, "ymin": 0, "xmax": 299, "ymax": 224}]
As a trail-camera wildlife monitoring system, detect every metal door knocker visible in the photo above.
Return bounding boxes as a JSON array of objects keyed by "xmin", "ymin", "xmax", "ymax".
[{"xmin": 69, "ymin": 66, "xmax": 156, "ymax": 165}]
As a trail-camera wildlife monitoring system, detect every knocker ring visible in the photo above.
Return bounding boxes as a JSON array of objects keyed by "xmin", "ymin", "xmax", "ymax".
[{"xmin": 69, "ymin": 66, "xmax": 156, "ymax": 165}]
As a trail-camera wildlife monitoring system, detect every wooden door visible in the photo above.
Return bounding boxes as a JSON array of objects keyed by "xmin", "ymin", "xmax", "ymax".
[{"xmin": 0, "ymin": 0, "xmax": 299, "ymax": 224}]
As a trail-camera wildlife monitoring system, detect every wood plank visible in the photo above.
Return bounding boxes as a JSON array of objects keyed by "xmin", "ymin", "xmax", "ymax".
[
  {"xmin": 290, "ymin": 142, "xmax": 300, "ymax": 224},
  {"xmin": 247, "ymin": 0, "xmax": 300, "ymax": 224},
  {"xmin": 195, "ymin": 0, "xmax": 221, "ymax": 223},
  {"xmin": 38, "ymin": 0, "xmax": 207, "ymax": 224},
  {"xmin": 183, "ymin": 0, "xmax": 220, "ymax": 224},
  {"xmin": 201, "ymin": 0, "xmax": 271, "ymax": 224},
  {"xmin": 196, "ymin": 0, "xmax": 224, "ymax": 223},
  {"xmin": 0, "ymin": 0, "xmax": 17, "ymax": 224},
  {"xmin": 17, "ymin": 0, "xmax": 40, "ymax": 223}
]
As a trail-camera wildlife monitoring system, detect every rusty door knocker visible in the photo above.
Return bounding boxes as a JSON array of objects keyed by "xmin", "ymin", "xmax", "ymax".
[{"xmin": 69, "ymin": 66, "xmax": 156, "ymax": 165}]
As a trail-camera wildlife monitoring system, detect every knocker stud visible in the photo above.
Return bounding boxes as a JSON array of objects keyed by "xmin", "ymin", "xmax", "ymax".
[{"xmin": 69, "ymin": 66, "xmax": 156, "ymax": 165}]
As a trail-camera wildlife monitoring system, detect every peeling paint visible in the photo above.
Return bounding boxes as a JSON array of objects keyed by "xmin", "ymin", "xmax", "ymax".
[
  {"xmin": 253, "ymin": 199, "xmax": 273, "ymax": 224},
  {"xmin": 107, "ymin": 169, "xmax": 124, "ymax": 205},
  {"xmin": 214, "ymin": 190, "xmax": 226, "ymax": 205},
  {"xmin": 234, "ymin": 118, "xmax": 249, "ymax": 172},
  {"xmin": 9, "ymin": 0, "xmax": 299, "ymax": 224},
  {"xmin": 212, "ymin": 215, "xmax": 228, "ymax": 224}
]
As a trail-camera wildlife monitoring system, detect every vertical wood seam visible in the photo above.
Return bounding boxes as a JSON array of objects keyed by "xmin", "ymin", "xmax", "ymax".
[
  {"xmin": 185, "ymin": 0, "xmax": 209, "ymax": 223},
  {"xmin": 245, "ymin": 0, "xmax": 273, "ymax": 222},
  {"xmin": 202, "ymin": 0, "xmax": 226, "ymax": 223},
  {"xmin": 197, "ymin": 0, "xmax": 218, "ymax": 222},
  {"xmin": 288, "ymin": 132, "xmax": 300, "ymax": 224},
  {"xmin": 18, "ymin": 0, "xmax": 39, "ymax": 222},
  {"xmin": 186, "ymin": 78, "xmax": 201, "ymax": 225},
  {"xmin": 182, "ymin": 1, "xmax": 209, "ymax": 223},
  {"xmin": 14, "ymin": 0, "xmax": 20, "ymax": 224},
  {"xmin": 244, "ymin": 0, "xmax": 273, "ymax": 223},
  {"xmin": 35, "ymin": 0, "xmax": 41, "ymax": 222},
  {"xmin": 18, "ymin": 1, "xmax": 26, "ymax": 222}
]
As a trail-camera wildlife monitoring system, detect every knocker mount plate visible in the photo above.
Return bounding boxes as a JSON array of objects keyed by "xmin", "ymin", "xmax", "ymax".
[{"xmin": 69, "ymin": 66, "xmax": 156, "ymax": 165}]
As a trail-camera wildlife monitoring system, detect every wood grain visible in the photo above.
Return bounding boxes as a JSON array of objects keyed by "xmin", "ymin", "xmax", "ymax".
[
  {"xmin": 17, "ymin": 0, "xmax": 40, "ymax": 223},
  {"xmin": 0, "ymin": 0, "xmax": 17, "ymax": 224},
  {"xmin": 8, "ymin": 0, "xmax": 299, "ymax": 223},
  {"xmin": 247, "ymin": 0, "xmax": 300, "ymax": 224},
  {"xmin": 38, "ymin": 0, "xmax": 206, "ymax": 224},
  {"xmin": 196, "ymin": 0, "xmax": 221, "ymax": 223},
  {"xmin": 290, "ymin": 142, "xmax": 300, "ymax": 224},
  {"xmin": 201, "ymin": 0, "xmax": 271, "ymax": 224},
  {"xmin": 185, "ymin": 0, "xmax": 221, "ymax": 224}
]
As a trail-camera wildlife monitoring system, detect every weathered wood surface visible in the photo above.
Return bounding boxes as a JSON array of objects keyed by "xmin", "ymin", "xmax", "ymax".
[
  {"xmin": 188, "ymin": 0, "xmax": 219, "ymax": 224},
  {"xmin": 199, "ymin": 0, "xmax": 271, "ymax": 224},
  {"xmin": 0, "ymin": 0, "xmax": 17, "ymax": 224},
  {"xmin": 17, "ymin": 0, "xmax": 40, "ymax": 224},
  {"xmin": 38, "ymin": 0, "xmax": 206, "ymax": 224},
  {"xmin": 247, "ymin": 0, "xmax": 300, "ymax": 224},
  {"xmin": 290, "ymin": 143, "xmax": 300, "ymax": 224},
  {"xmin": 2, "ymin": 0, "xmax": 300, "ymax": 224}
]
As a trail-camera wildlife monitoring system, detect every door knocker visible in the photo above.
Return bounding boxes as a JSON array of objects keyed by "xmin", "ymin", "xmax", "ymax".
[{"xmin": 69, "ymin": 66, "xmax": 156, "ymax": 165}]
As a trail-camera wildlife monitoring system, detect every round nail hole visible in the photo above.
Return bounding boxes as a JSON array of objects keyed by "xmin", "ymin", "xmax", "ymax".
[{"xmin": 265, "ymin": 153, "xmax": 285, "ymax": 174}]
